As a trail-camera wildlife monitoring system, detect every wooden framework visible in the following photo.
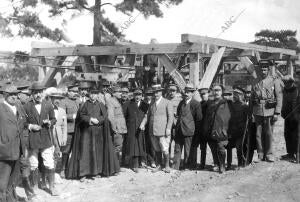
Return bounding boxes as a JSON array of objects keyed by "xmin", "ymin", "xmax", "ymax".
[{"xmin": 31, "ymin": 34, "xmax": 297, "ymax": 90}]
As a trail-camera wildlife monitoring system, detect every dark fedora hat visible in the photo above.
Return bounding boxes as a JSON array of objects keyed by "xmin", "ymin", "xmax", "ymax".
[
  {"xmin": 3, "ymin": 85, "xmax": 20, "ymax": 94},
  {"xmin": 259, "ymin": 59, "xmax": 274, "ymax": 68},
  {"xmin": 30, "ymin": 82, "xmax": 46, "ymax": 91}
]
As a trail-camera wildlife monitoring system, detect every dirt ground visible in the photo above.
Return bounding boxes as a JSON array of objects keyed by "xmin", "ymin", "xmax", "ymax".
[{"xmin": 17, "ymin": 118, "xmax": 300, "ymax": 202}]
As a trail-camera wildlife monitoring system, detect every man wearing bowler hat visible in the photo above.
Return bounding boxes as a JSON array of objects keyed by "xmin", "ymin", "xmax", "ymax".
[
  {"xmin": 251, "ymin": 59, "xmax": 282, "ymax": 162},
  {"xmin": 173, "ymin": 83, "xmax": 202, "ymax": 170},
  {"xmin": 144, "ymin": 84, "xmax": 173, "ymax": 173},
  {"xmin": 24, "ymin": 82, "xmax": 58, "ymax": 195}
]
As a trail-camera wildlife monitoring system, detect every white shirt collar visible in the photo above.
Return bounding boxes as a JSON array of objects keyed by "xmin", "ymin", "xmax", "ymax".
[
  {"xmin": 155, "ymin": 96, "xmax": 163, "ymax": 106},
  {"xmin": 186, "ymin": 97, "xmax": 192, "ymax": 104},
  {"xmin": 3, "ymin": 100, "xmax": 17, "ymax": 115}
]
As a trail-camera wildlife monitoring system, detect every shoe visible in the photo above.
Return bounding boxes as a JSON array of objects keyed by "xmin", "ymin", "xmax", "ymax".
[
  {"xmin": 266, "ymin": 156, "xmax": 275, "ymax": 162},
  {"xmin": 150, "ymin": 163, "xmax": 156, "ymax": 168},
  {"xmin": 280, "ymin": 154, "xmax": 295, "ymax": 160},
  {"xmin": 211, "ymin": 165, "xmax": 219, "ymax": 172},
  {"xmin": 226, "ymin": 165, "xmax": 232, "ymax": 171},
  {"xmin": 132, "ymin": 168, "xmax": 139, "ymax": 173},
  {"xmin": 162, "ymin": 167, "xmax": 171, "ymax": 173},
  {"xmin": 152, "ymin": 165, "xmax": 162, "ymax": 173}
]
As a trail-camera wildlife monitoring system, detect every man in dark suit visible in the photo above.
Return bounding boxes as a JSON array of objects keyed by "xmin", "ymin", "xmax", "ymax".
[
  {"xmin": 173, "ymin": 84, "xmax": 202, "ymax": 170},
  {"xmin": 24, "ymin": 82, "xmax": 58, "ymax": 196},
  {"xmin": 0, "ymin": 85, "xmax": 22, "ymax": 201}
]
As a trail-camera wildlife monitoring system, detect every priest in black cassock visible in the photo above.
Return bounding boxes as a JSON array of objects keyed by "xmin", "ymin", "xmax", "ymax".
[
  {"xmin": 66, "ymin": 82, "xmax": 120, "ymax": 180},
  {"xmin": 123, "ymin": 89, "xmax": 148, "ymax": 173}
]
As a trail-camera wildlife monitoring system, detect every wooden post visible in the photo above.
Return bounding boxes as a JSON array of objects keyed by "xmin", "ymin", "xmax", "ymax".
[
  {"xmin": 198, "ymin": 47, "xmax": 226, "ymax": 89},
  {"xmin": 189, "ymin": 52, "xmax": 200, "ymax": 88}
]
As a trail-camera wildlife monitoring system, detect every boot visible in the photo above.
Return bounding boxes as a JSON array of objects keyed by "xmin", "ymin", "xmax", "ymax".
[
  {"xmin": 23, "ymin": 177, "xmax": 36, "ymax": 200},
  {"xmin": 29, "ymin": 169, "xmax": 39, "ymax": 192},
  {"xmin": 162, "ymin": 153, "xmax": 171, "ymax": 173},
  {"xmin": 60, "ymin": 153, "xmax": 69, "ymax": 178},
  {"xmin": 39, "ymin": 168, "xmax": 47, "ymax": 190},
  {"xmin": 47, "ymin": 169, "xmax": 59, "ymax": 196},
  {"xmin": 152, "ymin": 152, "xmax": 162, "ymax": 173},
  {"xmin": 199, "ymin": 150, "xmax": 206, "ymax": 170},
  {"xmin": 218, "ymin": 151, "xmax": 226, "ymax": 174}
]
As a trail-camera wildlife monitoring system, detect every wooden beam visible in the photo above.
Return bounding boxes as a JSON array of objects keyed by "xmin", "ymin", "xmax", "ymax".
[
  {"xmin": 181, "ymin": 34, "xmax": 296, "ymax": 56},
  {"xmin": 41, "ymin": 56, "xmax": 66, "ymax": 87},
  {"xmin": 32, "ymin": 43, "xmax": 204, "ymax": 57},
  {"xmin": 198, "ymin": 47, "xmax": 226, "ymax": 89},
  {"xmin": 238, "ymin": 57, "xmax": 258, "ymax": 78},
  {"xmin": 158, "ymin": 54, "xmax": 186, "ymax": 91}
]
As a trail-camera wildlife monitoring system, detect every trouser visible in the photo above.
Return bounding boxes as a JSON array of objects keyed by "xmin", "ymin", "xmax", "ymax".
[
  {"xmin": 284, "ymin": 118, "xmax": 298, "ymax": 155},
  {"xmin": 245, "ymin": 122, "xmax": 256, "ymax": 165},
  {"xmin": 211, "ymin": 140, "xmax": 228, "ymax": 169},
  {"xmin": 173, "ymin": 133, "xmax": 193, "ymax": 170},
  {"xmin": 227, "ymin": 137, "xmax": 244, "ymax": 167},
  {"xmin": 0, "ymin": 160, "xmax": 17, "ymax": 202},
  {"xmin": 60, "ymin": 133, "xmax": 74, "ymax": 172},
  {"xmin": 113, "ymin": 132, "xmax": 124, "ymax": 164},
  {"xmin": 255, "ymin": 116, "xmax": 273, "ymax": 159},
  {"xmin": 130, "ymin": 156, "xmax": 143, "ymax": 169},
  {"xmin": 29, "ymin": 146, "xmax": 55, "ymax": 170}
]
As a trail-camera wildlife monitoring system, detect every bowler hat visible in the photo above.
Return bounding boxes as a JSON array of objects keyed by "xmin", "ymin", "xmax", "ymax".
[
  {"xmin": 49, "ymin": 93, "xmax": 65, "ymax": 99},
  {"xmin": 3, "ymin": 85, "xmax": 20, "ymax": 94},
  {"xmin": 145, "ymin": 88, "xmax": 153, "ymax": 95},
  {"xmin": 152, "ymin": 84, "xmax": 164, "ymax": 92},
  {"xmin": 133, "ymin": 88, "xmax": 143, "ymax": 95},
  {"xmin": 30, "ymin": 82, "xmax": 46, "ymax": 91},
  {"xmin": 168, "ymin": 84, "xmax": 177, "ymax": 91},
  {"xmin": 185, "ymin": 83, "xmax": 196, "ymax": 92}
]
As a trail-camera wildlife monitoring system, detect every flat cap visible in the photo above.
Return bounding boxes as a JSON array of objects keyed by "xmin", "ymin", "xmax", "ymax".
[
  {"xmin": 233, "ymin": 86, "xmax": 245, "ymax": 95},
  {"xmin": 3, "ymin": 85, "xmax": 19, "ymax": 94}
]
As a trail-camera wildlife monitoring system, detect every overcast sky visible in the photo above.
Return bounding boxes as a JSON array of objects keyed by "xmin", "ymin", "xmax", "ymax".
[{"xmin": 0, "ymin": 0, "xmax": 299, "ymax": 52}]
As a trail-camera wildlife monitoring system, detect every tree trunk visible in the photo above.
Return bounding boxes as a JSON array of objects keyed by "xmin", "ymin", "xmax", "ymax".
[{"xmin": 93, "ymin": 0, "xmax": 102, "ymax": 45}]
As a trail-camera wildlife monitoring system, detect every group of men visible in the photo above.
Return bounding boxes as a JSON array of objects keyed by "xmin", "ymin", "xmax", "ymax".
[{"xmin": 0, "ymin": 58, "xmax": 298, "ymax": 202}]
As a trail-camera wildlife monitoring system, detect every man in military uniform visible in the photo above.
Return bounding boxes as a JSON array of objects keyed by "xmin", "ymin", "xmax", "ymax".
[
  {"xmin": 105, "ymin": 86, "xmax": 127, "ymax": 164},
  {"xmin": 251, "ymin": 60, "xmax": 283, "ymax": 162}
]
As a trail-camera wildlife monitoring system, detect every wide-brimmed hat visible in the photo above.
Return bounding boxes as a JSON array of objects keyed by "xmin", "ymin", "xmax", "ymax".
[
  {"xmin": 30, "ymin": 82, "xmax": 46, "ymax": 91},
  {"xmin": 282, "ymin": 75, "xmax": 295, "ymax": 83},
  {"xmin": 17, "ymin": 85, "xmax": 30, "ymax": 95},
  {"xmin": 184, "ymin": 83, "xmax": 196, "ymax": 92},
  {"xmin": 152, "ymin": 84, "xmax": 164, "ymax": 92},
  {"xmin": 3, "ymin": 85, "xmax": 20, "ymax": 94}
]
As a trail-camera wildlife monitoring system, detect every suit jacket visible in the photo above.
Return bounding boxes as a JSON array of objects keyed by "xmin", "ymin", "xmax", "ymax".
[
  {"xmin": 0, "ymin": 102, "xmax": 22, "ymax": 160},
  {"xmin": 24, "ymin": 99, "xmax": 56, "ymax": 150},
  {"xmin": 251, "ymin": 76, "xmax": 283, "ymax": 117},
  {"xmin": 147, "ymin": 97, "xmax": 173, "ymax": 137},
  {"xmin": 176, "ymin": 99, "xmax": 202, "ymax": 137}
]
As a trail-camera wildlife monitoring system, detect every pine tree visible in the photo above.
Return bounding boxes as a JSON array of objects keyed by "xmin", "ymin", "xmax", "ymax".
[{"xmin": 0, "ymin": 0, "xmax": 183, "ymax": 45}]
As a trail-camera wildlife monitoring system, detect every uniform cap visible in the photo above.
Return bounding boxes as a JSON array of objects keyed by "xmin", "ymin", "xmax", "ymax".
[{"xmin": 184, "ymin": 83, "xmax": 196, "ymax": 92}]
